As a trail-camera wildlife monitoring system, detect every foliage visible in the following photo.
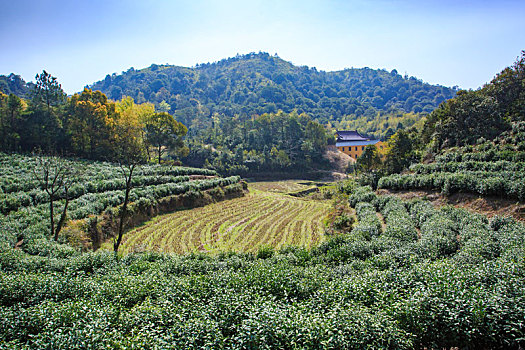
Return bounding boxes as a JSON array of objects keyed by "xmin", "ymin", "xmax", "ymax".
[
  {"xmin": 0, "ymin": 72, "xmax": 189, "ymax": 164},
  {"xmin": 183, "ymin": 110, "xmax": 331, "ymax": 175},
  {"xmin": 144, "ymin": 112, "xmax": 188, "ymax": 163},
  {"xmin": 423, "ymin": 51, "xmax": 525, "ymax": 150},
  {"xmin": 352, "ymin": 202, "xmax": 382, "ymax": 240},
  {"xmin": 0, "ymin": 73, "xmax": 31, "ymax": 98},
  {"xmin": 1, "ymin": 180, "xmax": 525, "ymax": 348},
  {"xmin": 67, "ymin": 89, "xmax": 120, "ymax": 159},
  {"xmin": 383, "ymin": 128, "xmax": 419, "ymax": 174},
  {"xmin": 356, "ymin": 145, "xmax": 382, "ymax": 172},
  {"xmin": 333, "ymin": 110, "xmax": 426, "ymax": 140},
  {"xmin": 0, "ymin": 92, "xmax": 25, "ymax": 151},
  {"xmin": 378, "ymin": 171, "xmax": 525, "ymax": 201},
  {"xmin": 0, "ymin": 152, "xmax": 240, "ymax": 256},
  {"xmin": 378, "ymin": 122, "xmax": 525, "ymax": 201},
  {"xmin": 90, "ymin": 52, "xmax": 456, "ymax": 125},
  {"xmin": 348, "ymin": 185, "xmax": 377, "ymax": 207},
  {"xmin": 323, "ymin": 190, "xmax": 354, "ymax": 236}
]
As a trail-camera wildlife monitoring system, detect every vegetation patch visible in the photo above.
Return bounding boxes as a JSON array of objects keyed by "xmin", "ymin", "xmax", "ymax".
[{"xmin": 0, "ymin": 152, "xmax": 240, "ymax": 255}]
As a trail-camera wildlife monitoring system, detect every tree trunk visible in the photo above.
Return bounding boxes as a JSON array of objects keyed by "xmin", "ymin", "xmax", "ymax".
[
  {"xmin": 55, "ymin": 194, "xmax": 69, "ymax": 240},
  {"xmin": 114, "ymin": 165, "xmax": 134, "ymax": 253},
  {"xmin": 49, "ymin": 196, "xmax": 55, "ymax": 240},
  {"xmin": 158, "ymin": 145, "xmax": 162, "ymax": 164}
]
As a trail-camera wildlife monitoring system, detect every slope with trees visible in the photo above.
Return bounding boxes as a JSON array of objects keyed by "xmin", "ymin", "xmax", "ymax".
[
  {"xmin": 0, "ymin": 71, "xmax": 189, "ymax": 164},
  {"xmin": 0, "ymin": 73, "xmax": 31, "ymax": 98},
  {"xmin": 183, "ymin": 110, "xmax": 333, "ymax": 176},
  {"xmin": 89, "ymin": 52, "xmax": 457, "ymax": 127},
  {"xmin": 375, "ymin": 51, "xmax": 525, "ymax": 201}
]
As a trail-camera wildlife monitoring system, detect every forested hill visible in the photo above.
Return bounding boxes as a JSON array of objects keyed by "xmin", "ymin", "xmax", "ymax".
[
  {"xmin": 90, "ymin": 52, "xmax": 457, "ymax": 124},
  {"xmin": 0, "ymin": 73, "xmax": 32, "ymax": 98}
]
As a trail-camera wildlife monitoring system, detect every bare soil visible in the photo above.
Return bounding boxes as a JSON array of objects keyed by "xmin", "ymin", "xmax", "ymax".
[
  {"xmin": 378, "ymin": 189, "xmax": 525, "ymax": 222},
  {"xmin": 324, "ymin": 145, "xmax": 352, "ymax": 173}
]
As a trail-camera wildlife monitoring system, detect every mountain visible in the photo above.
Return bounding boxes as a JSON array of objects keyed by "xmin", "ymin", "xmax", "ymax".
[{"xmin": 90, "ymin": 52, "xmax": 457, "ymax": 125}]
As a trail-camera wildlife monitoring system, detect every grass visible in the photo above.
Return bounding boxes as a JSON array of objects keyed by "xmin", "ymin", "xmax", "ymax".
[{"xmin": 112, "ymin": 182, "xmax": 331, "ymax": 254}]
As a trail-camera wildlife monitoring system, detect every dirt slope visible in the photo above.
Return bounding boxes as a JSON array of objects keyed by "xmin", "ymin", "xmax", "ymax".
[{"xmin": 378, "ymin": 189, "xmax": 525, "ymax": 222}]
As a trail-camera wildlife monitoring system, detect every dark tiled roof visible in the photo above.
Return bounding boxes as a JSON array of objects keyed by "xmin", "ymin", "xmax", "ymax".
[
  {"xmin": 336, "ymin": 140, "xmax": 381, "ymax": 147},
  {"xmin": 336, "ymin": 130, "xmax": 368, "ymax": 141}
]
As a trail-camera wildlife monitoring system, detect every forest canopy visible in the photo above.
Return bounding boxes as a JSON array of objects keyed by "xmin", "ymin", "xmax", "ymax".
[{"xmin": 89, "ymin": 52, "xmax": 457, "ymax": 127}]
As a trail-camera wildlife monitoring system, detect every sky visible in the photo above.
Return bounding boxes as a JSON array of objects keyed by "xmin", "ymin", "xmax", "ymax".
[{"xmin": 1, "ymin": 0, "xmax": 524, "ymax": 94}]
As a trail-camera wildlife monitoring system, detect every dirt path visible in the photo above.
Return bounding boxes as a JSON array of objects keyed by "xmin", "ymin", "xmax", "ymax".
[{"xmin": 375, "ymin": 212, "xmax": 387, "ymax": 233}]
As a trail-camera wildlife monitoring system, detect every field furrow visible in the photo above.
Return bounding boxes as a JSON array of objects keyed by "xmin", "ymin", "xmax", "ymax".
[{"xmin": 119, "ymin": 183, "xmax": 331, "ymax": 254}]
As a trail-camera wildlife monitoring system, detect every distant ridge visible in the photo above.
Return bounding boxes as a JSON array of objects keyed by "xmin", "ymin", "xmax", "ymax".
[{"xmin": 89, "ymin": 52, "xmax": 457, "ymax": 124}]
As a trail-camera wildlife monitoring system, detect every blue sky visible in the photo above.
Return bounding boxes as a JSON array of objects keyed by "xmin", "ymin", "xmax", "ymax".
[{"xmin": 1, "ymin": 0, "xmax": 524, "ymax": 94}]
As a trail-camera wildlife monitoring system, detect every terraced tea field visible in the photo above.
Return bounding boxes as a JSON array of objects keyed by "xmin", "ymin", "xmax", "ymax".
[{"xmin": 116, "ymin": 182, "xmax": 331, "ymax": 254}]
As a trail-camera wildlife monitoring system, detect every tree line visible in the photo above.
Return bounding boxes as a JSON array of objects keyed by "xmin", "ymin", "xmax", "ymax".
[
  {"xmin": 183, "ymin": 110, "xmax": 333, "ymax": 176},
  {"xmin": 89, "ymin": 52, "xmax": 456, "ymax": 126},
  {"xmin": 0, "ymin": 71, "xmax": 187, "ymax": 164},
  {"xmin": 353, "ymin": 51, "xmax": 525, "ymax": 182}
]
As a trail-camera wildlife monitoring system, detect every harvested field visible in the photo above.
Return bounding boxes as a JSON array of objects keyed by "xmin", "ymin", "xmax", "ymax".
[{"xmin": 117, "ymin": 183, "xmax": 331, "ymax": 254}]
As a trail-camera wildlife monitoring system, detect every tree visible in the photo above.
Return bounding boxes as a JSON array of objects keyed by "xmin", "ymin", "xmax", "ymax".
[
  {"xmin": 113, "ymin": 160, "xmax": 137, "ymax": 253},
  {"xmin": 158, "ymin": 100, "xmax": 171, "ymax": 113},
  {"xmin": 33, "ymin": 70, "xmax": 66, "ymax": 114},
  {"xmin": 111, "ymin": 106, "xmax": 149, "ymax": 253},
  {"xmin": 25, "ymin": 71, "xmax": 66, "ymax": 152},
  {"xmin": 488, "ymin": 50, "xmax": 525, "ymax": 122},
  {"xmin": 384, "ymin": 129, "xmax": 417, "ymax": 174},
  {"xmin": 356, "ymin": 145, "xmax": 382, "ymax": 172},
  {"xmin": 0, "ymin": 92, "xmax": 9, "ymax": 150},
  {"xmin": 67, "ymin": 89, "xmax": 119, "ymax": 159},
  {"xmin": 115, "ymin": 96, "xmax": 155, "ymax": 159},
  {"xmin": 112, "ymin": 142, "xmax": 147, "ymax": 254},
  {"xmin": 31, "ymin": 153, "xmax": 78, "ymax": 241},
  {"xmin": 428, "ymin": 90, "xmax": 505, "ymax": 149},
  {"xmin": 144, "ymin": 112, "xmax": 187, "ymax": 164},
  {"xmin": 4, "ymin": 94, "xmax": 23, "ymax": 150}
]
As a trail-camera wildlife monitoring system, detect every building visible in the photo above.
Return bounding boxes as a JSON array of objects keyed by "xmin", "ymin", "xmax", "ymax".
[{"xmin": 335, "ymin": 130, "xmax": 386, "ymax": 161}]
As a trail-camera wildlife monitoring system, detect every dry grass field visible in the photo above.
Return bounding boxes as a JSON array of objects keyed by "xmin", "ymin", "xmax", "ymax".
[{"xmin": 115, "ymin": 181, "xmax": 331, "ymax": 254}]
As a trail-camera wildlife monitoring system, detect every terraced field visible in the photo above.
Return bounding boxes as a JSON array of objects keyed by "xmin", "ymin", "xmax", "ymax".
[{"xmin": 117, "ymin": 183, "xmax": 331, "ymax": 254}]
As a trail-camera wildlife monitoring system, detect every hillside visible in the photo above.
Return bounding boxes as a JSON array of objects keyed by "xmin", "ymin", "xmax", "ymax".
[
  {"xmin": 90, "ymin": 52, "xmax": 457, "ymax": 125},
  {"xmin": 0, "ymin": 152, "xmax": 242, "ymax": 255},
  {"xmin": 378, "ymin": 121, "xmax": 525, "ymax": 201},
  {"xmin": 1, "ymin": 182, "xmax": 524, "ymax": 348},
  {"xmin": 0, "ymin": 73, "xmax": 31, "ymax": 98}
]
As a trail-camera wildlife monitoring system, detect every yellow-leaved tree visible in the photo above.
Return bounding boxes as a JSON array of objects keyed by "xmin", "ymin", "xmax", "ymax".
[
  {"xmin": 115, "ymin": 96, "xmax": 155, "ymax": 160},
  {"xmin": 66, "ymin": 89, "xmax": 118, "ymax": 159}
]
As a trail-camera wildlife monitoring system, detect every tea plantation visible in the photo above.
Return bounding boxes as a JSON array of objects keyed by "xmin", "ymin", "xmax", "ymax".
[
  {"xmin": 378, "ymin": 122, "xmax": 525, "ymax": 200},
  {"xmin": 0, "ymin": 152, "xmax": 240, "ymax": 256},
  {"xmin": 1, "ymin": 177, "xmax": 524, "ymax": 348}
]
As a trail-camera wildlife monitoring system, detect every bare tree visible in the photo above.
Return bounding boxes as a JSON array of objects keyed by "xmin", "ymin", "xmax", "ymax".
[
  {"xmin": 31, "ymin": 153, "xmax": 77, "ymax": 241},
  {"xmin": 113, "ymin": 161, "xmax": 138, "ymax": 253},
  {"xmin": 112, "ymin": 126, "xmax": 147, "ymax": 253}
]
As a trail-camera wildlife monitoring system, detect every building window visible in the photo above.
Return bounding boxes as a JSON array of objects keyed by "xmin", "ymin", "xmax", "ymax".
[
  {"xmin": 355, "ymin": 147, "xmax": 358, "ymax": 151},
  {"xmin": 362, "ymin": 146, "xmax": 365, "ymax": 150}
]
